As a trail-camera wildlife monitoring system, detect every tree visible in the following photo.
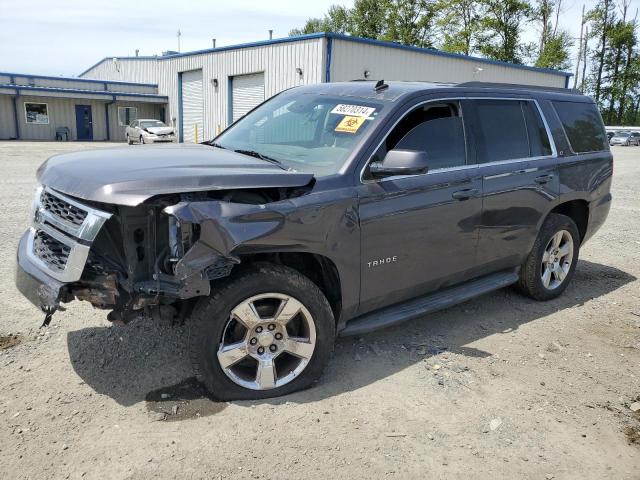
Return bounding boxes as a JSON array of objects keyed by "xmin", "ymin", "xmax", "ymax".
[
  {"xmin": 289, "ymin": 5, "xmax": 351, "ymax": 36},
  {"xmin": 587, "ymin": 0, "xmax": 616, "ymax": 103},
  {"xmin": 383, "ymin": 0, "xmax": 438, "ymax": 48},
  {"xmin": 532, "ymin": 0, "xmax": 573, "ymax": 69},
  {"xmin": 436, "ymin": 0, "xmax": 481, "ymax": 56},
  {"xmin": 476, "ymin": 0, "xmax": 532, "ymax": 64}
]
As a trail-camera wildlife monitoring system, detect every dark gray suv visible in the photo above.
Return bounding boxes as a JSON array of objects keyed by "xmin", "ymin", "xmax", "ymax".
[{"xmin": 16, "ymin": 81, "xmax": 612, "ymax": 400}]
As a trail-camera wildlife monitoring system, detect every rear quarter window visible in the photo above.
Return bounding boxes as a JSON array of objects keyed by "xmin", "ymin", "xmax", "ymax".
[{"xmin": 552, "ymin": 101, "xmax": 607, "ymax": 153}]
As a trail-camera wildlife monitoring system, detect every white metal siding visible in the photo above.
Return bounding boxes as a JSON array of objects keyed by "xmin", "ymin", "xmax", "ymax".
[
  {"xmin": 80, "ymin": 58, "xmax": 160, "ymax": 85},
  {"xmin": 158, "ymin": 37, "xmax": 326, "ymax": 139},
  {"xmin": 329, "ymin": 39, "xmax": 566, "ymax": 88},
  {"xmin": 181, "ymin": 69, "xmax": 204, "ymax": 143},
  {"xmin": 0, "ymin": 95, "xmax": 17, "ymax": 139},
  {"xmin": 231, "ymin": 72, "xmax": 265, "ymax": 122}
]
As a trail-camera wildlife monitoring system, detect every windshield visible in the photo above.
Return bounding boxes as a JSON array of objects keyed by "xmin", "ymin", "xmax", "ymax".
[
  {"xmin": 213, "ymin": 93, "xmax": 385, "ymax": 176},
  {"xmin": 140, "ymin": 120, "xmax": 167, "ymax": 128},
  {"xmin": 615, "ymin": 131, "xmax": 631, "ymax": 137}
]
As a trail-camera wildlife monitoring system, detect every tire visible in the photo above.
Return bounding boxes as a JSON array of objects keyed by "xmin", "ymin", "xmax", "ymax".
[
  {"xmin": 188, "ymin": 263, "xmax": 335, "ymax": 401},
  {"xmin": 517, "ymin": 213, "xmax": 580, "ymax": 301},
  {"xmin": 126, "ymin": 135, "xmax": 133, "ymax": 145},
  {"xmin": 139, "ymin": 136, "xmax": 145, "ymax": 145}
]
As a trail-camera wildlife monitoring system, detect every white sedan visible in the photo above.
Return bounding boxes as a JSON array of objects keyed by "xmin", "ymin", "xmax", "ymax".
[{"xmin": 126, "ymin": 119, "xmax": 177, "ymax": 144}]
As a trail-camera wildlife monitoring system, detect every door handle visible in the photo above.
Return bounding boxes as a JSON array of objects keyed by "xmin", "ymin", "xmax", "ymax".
[
  {"xmin": 534, "ymin": 174, "xmax": 554, "ymax": 184},
  {"xmin": 452, "ymin": 188, "xmax": 480, "ymax": 200}
]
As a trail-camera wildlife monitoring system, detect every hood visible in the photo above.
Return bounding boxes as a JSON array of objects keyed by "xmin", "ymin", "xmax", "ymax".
[
  {"xmin": 37, "ymin": 144, "xmax": 314, "ymax": 206},
  {"xmin": 146, "ymin": 126, "xmax": 174, "ymax": 135}
]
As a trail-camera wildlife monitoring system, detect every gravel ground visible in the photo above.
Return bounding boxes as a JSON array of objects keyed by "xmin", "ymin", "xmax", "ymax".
[{"xmin": 0, "ymin": 141, "xmax": 639, "ymax": 480}]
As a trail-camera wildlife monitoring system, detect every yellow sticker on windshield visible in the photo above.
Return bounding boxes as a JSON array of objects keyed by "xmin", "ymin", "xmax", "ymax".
[{"xmin": 335, "ymin": 116, "xmax": 365, "ymax": 134}]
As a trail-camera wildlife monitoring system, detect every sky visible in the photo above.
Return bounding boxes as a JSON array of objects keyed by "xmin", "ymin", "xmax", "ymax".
[{"xmin": 0, "ymin": 0, "xmax": 600, "ymax": 77}]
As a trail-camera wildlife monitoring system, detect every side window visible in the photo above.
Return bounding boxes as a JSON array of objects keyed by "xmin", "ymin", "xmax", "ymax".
[
  {"xmin": 522, "ymin": 102, "xmax": 552, "ymax": 157},
  {"xmin": 474, "ymin": 100, "xmax": 529, "ymax": 162},
  {"xmin": 367, "ymin": 101, "xmax": 467, "ymax": 177},
  {"xmin": 552, "ymin": 101, "xmax": 607, "ymax": 153},
  {"xmin": 474, "ymin": 100, "xmax": 552, "ymax": 162}
]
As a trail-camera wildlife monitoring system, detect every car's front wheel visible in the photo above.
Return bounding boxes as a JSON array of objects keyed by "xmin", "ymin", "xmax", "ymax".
[
  {"xmin": 139, "ymin": 135, "xmax": 145, "ymax": 145},
  {"xmin": 188, "ymin": 264, "xmax": 335, "ymax": 401},
  {"xmin": 517, "ymin": 213, "xmax": 580, "ymax": 301}
]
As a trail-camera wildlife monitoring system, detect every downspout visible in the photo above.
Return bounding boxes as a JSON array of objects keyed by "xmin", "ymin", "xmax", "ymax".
[
  {"xmin": 325, "ymin": 35, "xmax": 333, "ymax": 83},
  {"xmin": 105, "ymin": 95, "xmax": 116, "ymax": 141},
  {"xmin": 12, "ymin": 88, "xmax": 20, "ymax": 140}
]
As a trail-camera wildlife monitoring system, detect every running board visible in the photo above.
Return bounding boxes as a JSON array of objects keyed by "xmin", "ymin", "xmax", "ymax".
[{"xmin": 340, "ymin": 270, "xmax": 519, "ymax": 337}]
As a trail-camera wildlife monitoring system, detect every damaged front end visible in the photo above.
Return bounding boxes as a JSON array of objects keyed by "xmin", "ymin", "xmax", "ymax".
[{"xmin": 16, "ymin": 184, "xmax": 308, "ymax": 326}]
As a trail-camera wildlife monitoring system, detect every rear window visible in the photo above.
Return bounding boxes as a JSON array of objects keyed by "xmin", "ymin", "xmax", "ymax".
[{"xmin": 552, "ymin": 101, "xmax": 607, "ymax": 153}]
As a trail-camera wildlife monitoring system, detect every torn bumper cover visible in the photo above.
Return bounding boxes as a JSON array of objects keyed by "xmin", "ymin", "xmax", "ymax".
[{"xmin": 15, "ymin": 231, "xmax": 64, "ymax": 311}]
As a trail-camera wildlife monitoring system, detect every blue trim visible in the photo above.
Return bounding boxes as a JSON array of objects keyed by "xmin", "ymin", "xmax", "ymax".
[
  {"xmin": 0, "ymin": 70, "xmax": 157, "ymax": 88},
  {"xmin": 227, "ymin": 76, "xmax": 234, "ymax": 126},
  {"xmin": 325, "ymin": 37, "xmax": 332, "ymax": 83},
  {"xmin": 1, "ymin": 84, "xmax": 168, "ymax": 100},
  {"xmin": 177, "ymin": 72, "xmax": 184, "ymax": 142},
  {"xmin": 80, "ymin": 32, "xmax": 571, "ymax": 81}
]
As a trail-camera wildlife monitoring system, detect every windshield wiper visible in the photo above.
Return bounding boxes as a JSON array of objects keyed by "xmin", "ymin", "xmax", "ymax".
[{"xmin": 233, "ymin": 149, "xmax": 291, "ymax": 171}]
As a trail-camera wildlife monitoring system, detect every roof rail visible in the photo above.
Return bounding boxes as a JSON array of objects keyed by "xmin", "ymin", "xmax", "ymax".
[{"xmin": 457, "ymin": 81, "xmax": 580, "ymax": 94}]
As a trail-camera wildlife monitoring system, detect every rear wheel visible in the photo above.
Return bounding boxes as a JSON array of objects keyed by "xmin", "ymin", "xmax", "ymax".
[
  {"xmin": 139, "ymin": 136, "xmax": 145, "ymax": 145},
  {"xmin": 517, "ymin": 213, "xmax": 580, "ymax": 301},
  {"xmin": 188, "ymin": 264, "xmax": 335, "ymax": 401},
  {"xmin": 126, "ymin": 134, "xmax": 133, "ymax": 145}
]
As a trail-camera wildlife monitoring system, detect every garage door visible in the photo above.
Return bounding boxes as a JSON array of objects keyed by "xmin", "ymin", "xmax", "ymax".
[
  {"xmin": 180, "ymin": 69, "xmax": 203, "ymax": 143},
  {"xmin": 231, "ymin": 73, "xmax": 265, "ymax": 122}
]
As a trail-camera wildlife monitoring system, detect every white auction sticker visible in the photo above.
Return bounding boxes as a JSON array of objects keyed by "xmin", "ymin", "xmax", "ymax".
[{"xmin": 331, "ymin": 104, "xmax": 376, "ymax": 118}]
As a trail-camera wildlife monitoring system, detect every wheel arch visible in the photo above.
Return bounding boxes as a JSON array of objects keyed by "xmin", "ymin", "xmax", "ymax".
[
  {"xmin": 547, "ymin": 199, "xmax": 589, "ymax": 244},
  {"xmin": 234, "ymin": 252, "xmax": 343, "ymax": 324}
]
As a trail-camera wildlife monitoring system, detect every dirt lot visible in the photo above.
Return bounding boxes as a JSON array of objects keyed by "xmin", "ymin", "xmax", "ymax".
[{"xmin": 0, "ymin": 141, "xmax": 638, "ymax": 479}]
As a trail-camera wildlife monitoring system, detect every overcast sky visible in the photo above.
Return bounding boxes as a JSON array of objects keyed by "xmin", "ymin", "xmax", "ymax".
[{"xmin": 0, "ymin": 0, "xmax": 598, "ymax": 77}]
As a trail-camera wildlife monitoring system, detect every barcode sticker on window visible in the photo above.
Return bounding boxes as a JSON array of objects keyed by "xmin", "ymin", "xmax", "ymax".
[{"xmin": 331, "ymin": 104, "xmax": 376, "ymax": 118}]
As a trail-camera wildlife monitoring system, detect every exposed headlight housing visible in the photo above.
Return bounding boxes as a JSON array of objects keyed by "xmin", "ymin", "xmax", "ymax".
[{"xmin": 30, "ymin": 184, "xmax": 44, "ymax": 223}]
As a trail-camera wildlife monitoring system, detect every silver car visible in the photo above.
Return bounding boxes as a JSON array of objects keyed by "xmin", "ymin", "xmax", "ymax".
[
  {"xmin": 609, "ymin": 131, "xmax": 640, "ymax": 146},
  {"xmin": 126, "ymin": 119, "xmax": 177, "ymax": 144}
]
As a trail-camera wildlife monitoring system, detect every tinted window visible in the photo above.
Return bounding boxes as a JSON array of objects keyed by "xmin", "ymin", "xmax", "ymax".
[
  {"xmin": 553, "ymin": 101, "xmax": 607, "ymax": 153},
  {"xmin": 367, "ymin": 101, "xmax": 466, "ymax": 176},
  {"xmin": 522, "ymin": 102, "xmax": 552, "ymax": 157},
  {"xmin": 475, "ymin": 100, "xmax": 530, "ymax": 162}
]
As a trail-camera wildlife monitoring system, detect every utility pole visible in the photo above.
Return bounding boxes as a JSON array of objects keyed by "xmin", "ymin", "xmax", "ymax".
[
  {"xmin": 177, "ymin": 29, "xmax": 182, "ymax": 52},
  {"xmin": 573, "ymin": 5, "xmax": 585, "ymax": 89}
]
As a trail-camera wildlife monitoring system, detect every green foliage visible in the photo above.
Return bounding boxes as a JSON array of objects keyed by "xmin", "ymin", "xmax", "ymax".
[
  {"xmin": 476, "ymin": 0, "xmax": 532, "ymax": 63},
  {"xmin": 536, "ymin": 31, "xmax": 573, "ymax": 70},
  {"xmin": 289, "ymin": 0, "xmax": 640, "ymax": 124},
  {"xmin": 435, "ymin": 0, "xmax": 481, "ymax": 56}
]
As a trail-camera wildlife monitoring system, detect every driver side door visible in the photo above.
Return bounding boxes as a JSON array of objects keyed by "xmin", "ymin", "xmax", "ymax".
[{"xmin": 356, "ymin": 98, "xmax": 483, "ymax": 314}]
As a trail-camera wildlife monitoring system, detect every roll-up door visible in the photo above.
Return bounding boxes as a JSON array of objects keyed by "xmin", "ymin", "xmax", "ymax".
[
  {"xmin": 231, "ymin": 72, "xmax": 265, "ymax": 122},
  {"xmin": 180, "ymin": 69, "xmax": 203, "ymax": 143}
]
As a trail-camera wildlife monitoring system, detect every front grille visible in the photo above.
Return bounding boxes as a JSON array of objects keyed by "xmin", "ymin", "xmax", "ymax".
[
  {"xmin": 41, "ymin": 190, "xmax": 87, "ymax": 226},
  {"xmin": 32, "ymin": 230, "xmax": 71, "ymax": 272}
]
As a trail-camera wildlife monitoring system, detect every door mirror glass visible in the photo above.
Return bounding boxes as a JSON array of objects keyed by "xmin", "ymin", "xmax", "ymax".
[{"xmin": 369, "ymin": 149, "xmax": 429, "ymax": 178}]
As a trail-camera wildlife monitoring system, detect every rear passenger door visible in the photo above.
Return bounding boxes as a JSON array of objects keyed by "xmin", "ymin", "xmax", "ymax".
[{"xmin": 469, "ymin": 98, "xmax": 560, "ymax": 273}]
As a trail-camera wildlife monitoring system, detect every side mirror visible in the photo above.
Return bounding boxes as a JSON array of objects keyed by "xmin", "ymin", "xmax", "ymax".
[{"xmin": 369, "ymin": 149, "xmax": 429, "ymax": 178}]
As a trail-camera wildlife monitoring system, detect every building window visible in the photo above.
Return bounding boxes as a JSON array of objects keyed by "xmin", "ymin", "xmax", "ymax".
[
  {"xmin": 24, "ymin": 103, "xmax": 49, "ymax": 124},
  {"xmin": 118, "ymin": 107, "xmax": 138, "ymax": 126}
]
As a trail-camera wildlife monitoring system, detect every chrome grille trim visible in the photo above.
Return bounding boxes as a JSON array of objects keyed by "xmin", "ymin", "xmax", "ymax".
[{"xmin": 27, "ymin": 187, "xmax": 112, "ymax": 282}]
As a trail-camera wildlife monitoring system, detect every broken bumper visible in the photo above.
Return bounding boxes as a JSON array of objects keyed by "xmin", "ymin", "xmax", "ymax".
[{"xmin": 15, "ymin": 231, "xmax": 65, "ymax": 311}]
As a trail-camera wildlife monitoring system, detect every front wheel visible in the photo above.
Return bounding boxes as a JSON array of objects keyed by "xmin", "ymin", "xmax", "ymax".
[
  {"xmin": 139, "ymin": 136, "xmax": 145, "ymax": 145},
  {"xmin": 517, "ymin": 213, "xmax": 580, "ymax": 301},
  {"xmin": 188, "ymin": 264, "xmax": 335, "ymax": 401}
]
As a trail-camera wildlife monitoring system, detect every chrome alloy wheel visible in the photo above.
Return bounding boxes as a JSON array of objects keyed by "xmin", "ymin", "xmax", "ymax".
[
  {"xmin": 217, "ymin": 293, "xmax": 316, "ymax": 390},
  {"xmin": 541, "ymin": 230, "xmax": 574, "ymax": 290}
]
